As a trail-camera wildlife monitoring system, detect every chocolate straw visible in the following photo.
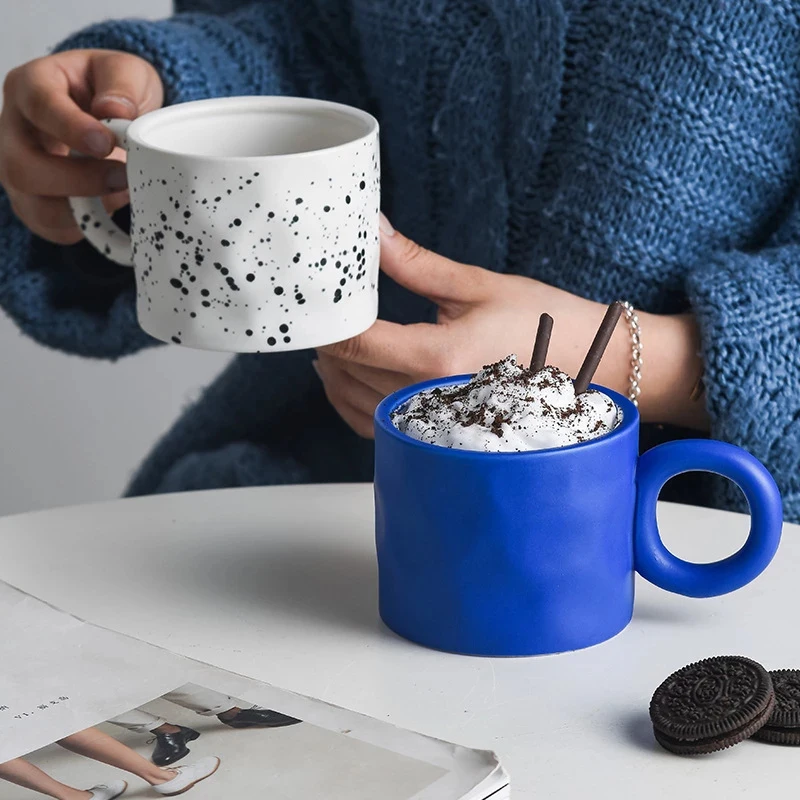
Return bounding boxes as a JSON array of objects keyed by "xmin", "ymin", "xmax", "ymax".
[
  {"xmin": 529, "ymin": 313, "xmax": 554, "ymax": 372},
  {"xmin": 573, "ymin": 301, "xmax": 624, "ymax": 395}
]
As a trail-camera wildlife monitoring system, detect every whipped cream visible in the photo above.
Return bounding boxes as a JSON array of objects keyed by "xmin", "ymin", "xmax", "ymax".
[{"xmin": 391, "ymin": 355, "xmax": 619, "ymax": 452}]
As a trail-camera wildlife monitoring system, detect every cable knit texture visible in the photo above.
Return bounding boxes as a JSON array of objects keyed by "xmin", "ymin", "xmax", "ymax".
[{"xmin": 0, "ymin": 1, "xmax": 799, "ymax": 520}]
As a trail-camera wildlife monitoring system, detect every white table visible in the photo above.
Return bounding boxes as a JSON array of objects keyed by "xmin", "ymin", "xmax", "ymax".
[{"xmin": 0, "ymin": 485, "xmax": 796, "ymax": 798}]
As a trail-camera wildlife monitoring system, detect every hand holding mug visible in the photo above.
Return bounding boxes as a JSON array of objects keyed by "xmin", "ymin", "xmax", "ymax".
[
  {"xmin": 318, "ymin": 226, "xmax": 708, "ymax": 438},
  {"xmin": 0, "ymin": 49, "xmax": 163, "ymax": 243}
]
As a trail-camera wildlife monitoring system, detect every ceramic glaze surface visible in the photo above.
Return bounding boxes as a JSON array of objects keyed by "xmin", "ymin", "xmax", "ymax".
[
  {"xmin": 70, "ymin": 97, "xmax": 380, "ymax": 353},
  {"xmin": 374, "ymin": 377, "xmax": 784, "ymax": 657}
]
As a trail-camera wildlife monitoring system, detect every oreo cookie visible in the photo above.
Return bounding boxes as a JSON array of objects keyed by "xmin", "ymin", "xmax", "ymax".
[
  {"xmin": 753, "ymin": 669, "xmax": 800, "ymax": 745},
  {"xmin": 650, "ymin": 656, "xmax": 775, "ymax": 755}
]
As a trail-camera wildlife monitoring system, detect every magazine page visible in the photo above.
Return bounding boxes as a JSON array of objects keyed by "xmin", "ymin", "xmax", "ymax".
[
  {"xmin": 0, "ymin": 582, "xmax": 507, "ymax": 800},
  {"xmin": 0, "ymin": 582, "xmax": 187, "ymax": 765}
]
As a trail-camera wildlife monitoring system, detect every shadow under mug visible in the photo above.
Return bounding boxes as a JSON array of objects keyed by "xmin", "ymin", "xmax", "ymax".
[
  {"xmin": 374, "ymin": 377, "xmax": 783, "ymax": 657},
  {"xmin": 68, "ymin": 96, "xmax": 380, "ymax": 353}
]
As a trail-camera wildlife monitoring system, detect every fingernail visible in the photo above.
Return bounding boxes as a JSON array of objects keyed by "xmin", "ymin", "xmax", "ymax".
[
  {"xmin": 84, "ymin": 129, "xmax": 114, "ymax": 158},
  {"xmin": 96, "ymin": 94, "xmax": 137, "ymax": 115},
  {"xmin": 106, "ymin": 163, "xmax": 128, "ymax": 191},
  {"xmin": 379, "ymin": 212, "xmax": 395, "ymax": 237}
]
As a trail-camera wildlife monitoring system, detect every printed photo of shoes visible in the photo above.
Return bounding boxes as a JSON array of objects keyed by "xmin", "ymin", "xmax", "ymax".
[
  {"xmin": 151, "ymin": 726, "xmax": 201, "ymax": 767},
  {"xmin": 219, "ymin": 707, "xmax": 302, "ymax": 729},
  {"xmin": 87, "ymin": 779, "xmax": 127, "ymax": 800},
  {"xmin": 153, "ymin": 756, "xmax": 221, "ymax": 796}
]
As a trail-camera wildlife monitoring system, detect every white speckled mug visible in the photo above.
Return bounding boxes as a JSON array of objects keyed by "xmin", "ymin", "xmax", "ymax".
[{"xmin": 69, "ymin": 96, "xmax": 380, "ymax": 352}]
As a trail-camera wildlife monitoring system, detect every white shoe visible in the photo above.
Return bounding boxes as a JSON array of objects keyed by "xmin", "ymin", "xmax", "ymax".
[
  {"xmin": 87, "ymin": 780, "xmax": 127, "ymax": 800},
  {"xmin": 153, "ymin": 757, "xmax": 220, "ymax": 796}
]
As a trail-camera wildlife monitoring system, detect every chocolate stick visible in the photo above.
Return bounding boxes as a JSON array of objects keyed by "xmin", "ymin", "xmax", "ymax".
[
  {"xmin": 573, "ymin": 301, "xmax": 624, "ymax": 395},
  {"xmin": 529, "ymin": 313, "xmax": 554, "ymax": 372}
]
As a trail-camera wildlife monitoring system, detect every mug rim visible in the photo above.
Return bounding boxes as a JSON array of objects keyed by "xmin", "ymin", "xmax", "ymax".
[
  {"xmin": 125, "ymin": 95, "xmax": 379, "ymax": 162},
  {"xmin": 374, "ymin": 374, "xmax": 639, "ymax": 458}
]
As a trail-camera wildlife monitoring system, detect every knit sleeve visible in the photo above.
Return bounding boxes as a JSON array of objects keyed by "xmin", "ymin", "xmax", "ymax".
[
  {"xmin": 0, "ymin": 2, "xmax": 369, "ymax": 359},
  {"xmin": 686, "ymin": 245, "xmax": 800, "ymax": 521}
]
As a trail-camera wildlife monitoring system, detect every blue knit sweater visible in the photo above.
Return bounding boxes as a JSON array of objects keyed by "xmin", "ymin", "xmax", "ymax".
[{"xmin": 1, "ymin": 1, "xmax": 799, "ymax": 520}]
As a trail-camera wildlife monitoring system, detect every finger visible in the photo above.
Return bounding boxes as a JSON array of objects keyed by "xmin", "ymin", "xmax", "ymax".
[
  {"xmin": 318, "ymin": 319, "xmax": 441, "ymax": 371},
  {"xmin": 379, "ymin": 217, "xmax": 490, "ymax": 305},
  {"xmin": 8, "ymin": 186, "xmax": 129, "ymax": 244},
  {"xmin": 103, "ymin": 189, "xmax": 131, "ymax": 214},
  {"xmin": 318, "ymin": 353, "xmax": 406, "ymax": 396},
  {"xmin": 37, "ymin": 129, "xmax": 69, "ymax": 156},
  {"xmin": 313, "ymin": 359, "xmax": 381, "ymax": 439},
  {"xmin": 7, "ymin": 191, "xmax": 83, "ymax": 245},
  {"xmin": 331, "ymin": 401, "xmax": 375, "ymax": 439},
  {"xmin": 36, "ymin": 128, "xmax": 128, "ymax": 161},
  {"xmin": 90, "ymin": 50, "xmax": 164, "ymax": 121},
  {"xmin": 314, "ymin": 357, "xmax": 384, "ymax": 415},
  {"xmin": 1, "ymin": 118, "xmax": 127, "ymax": 196},
  {"xmin": 313, "ymin": 359, "xmax": 378, "ymax": 438},
  {"xmin": 9, "ymin": 59, "xmax": 117, "ymax": 157}
]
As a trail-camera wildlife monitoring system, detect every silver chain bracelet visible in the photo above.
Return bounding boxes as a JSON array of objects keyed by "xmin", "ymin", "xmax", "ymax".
[{"xmin": 619, "ymin": 301, "xmax": 642, "ymax": 407}]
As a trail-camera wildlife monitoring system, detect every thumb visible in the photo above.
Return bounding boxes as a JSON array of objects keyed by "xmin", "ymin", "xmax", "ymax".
[
  {"xmin": 90, "ymin": 51, "xmax": 164, "ymax": 121},
  {"xmin": 379, "ymin": 214, "xmax": 489, "ymax": 305}
]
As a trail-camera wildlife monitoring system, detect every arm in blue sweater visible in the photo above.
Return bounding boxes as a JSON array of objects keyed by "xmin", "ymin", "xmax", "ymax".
[
  {"xmin": 0, "ymin": 1, "xmax": 370, "ymax": 359},
  {"xmin": 688, "ymin": 238, "xmax": 800, "ymax": 521}
]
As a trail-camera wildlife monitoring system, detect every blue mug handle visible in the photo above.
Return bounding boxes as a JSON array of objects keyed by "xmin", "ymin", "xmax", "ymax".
[{"xmin": 634, "ymin": 439, "xmax": 783, "ymax": 598}]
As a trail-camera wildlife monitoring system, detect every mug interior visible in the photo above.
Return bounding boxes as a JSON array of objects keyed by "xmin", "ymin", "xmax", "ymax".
[{"xmin": 132, "ymin": 97, "xmax": 377, "ymax": 159}]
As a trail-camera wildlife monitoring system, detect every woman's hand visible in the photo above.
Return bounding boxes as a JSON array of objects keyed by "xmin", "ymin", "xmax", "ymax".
[
  {"xmin": 0, "ymin": 49, "xmax": 163, "ymax": 244},
  {"xmin": 316, "ymin": 219, "xmax": 709, "ymax": 438}
]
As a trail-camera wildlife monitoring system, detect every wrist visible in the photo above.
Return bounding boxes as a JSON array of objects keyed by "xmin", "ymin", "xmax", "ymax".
[{"xmin": 637, "ymin": 311, "xmax": 709, "ymax": 430}]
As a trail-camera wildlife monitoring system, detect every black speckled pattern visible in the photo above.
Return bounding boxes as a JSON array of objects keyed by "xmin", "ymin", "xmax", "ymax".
[{"xmin": 78, "ymin": 130, "xmax": 380, "ymax": 352}]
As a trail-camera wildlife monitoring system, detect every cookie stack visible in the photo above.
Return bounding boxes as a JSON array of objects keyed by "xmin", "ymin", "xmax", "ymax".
[{"xmin": 649, "ymin": 656, "xmax": 800, "ymax": 755}]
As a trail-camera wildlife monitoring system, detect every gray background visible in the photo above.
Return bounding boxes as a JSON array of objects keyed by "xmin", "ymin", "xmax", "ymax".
[{"xmin": 0, "ymin": 0, "xmax": 229, "ymax": 515}]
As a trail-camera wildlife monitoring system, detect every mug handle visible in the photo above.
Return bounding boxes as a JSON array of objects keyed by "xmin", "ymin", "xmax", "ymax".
[
  {"xmin": 68, "ymin": 119, "xmax": 134, "ymax": 267},
  {"xmin": 634, "ymin": 439, "xmax": 782, "ymax": 597}
]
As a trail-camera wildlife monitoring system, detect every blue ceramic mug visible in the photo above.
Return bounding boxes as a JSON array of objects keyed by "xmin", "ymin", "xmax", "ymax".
[{"xmin": 374, "ymin": 378, "xmax": 783, "ymax": 656}]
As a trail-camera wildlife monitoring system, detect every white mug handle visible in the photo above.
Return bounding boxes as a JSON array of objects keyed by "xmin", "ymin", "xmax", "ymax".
[{"xmin": 68, "ymin": 118, "xmax": 134, "ymax": 267}]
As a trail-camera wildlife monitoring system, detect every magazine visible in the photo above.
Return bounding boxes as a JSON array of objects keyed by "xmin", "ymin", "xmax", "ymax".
[{"xmin": 0, "ymin": 581, "xmax": 508, "ymax": 799}]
